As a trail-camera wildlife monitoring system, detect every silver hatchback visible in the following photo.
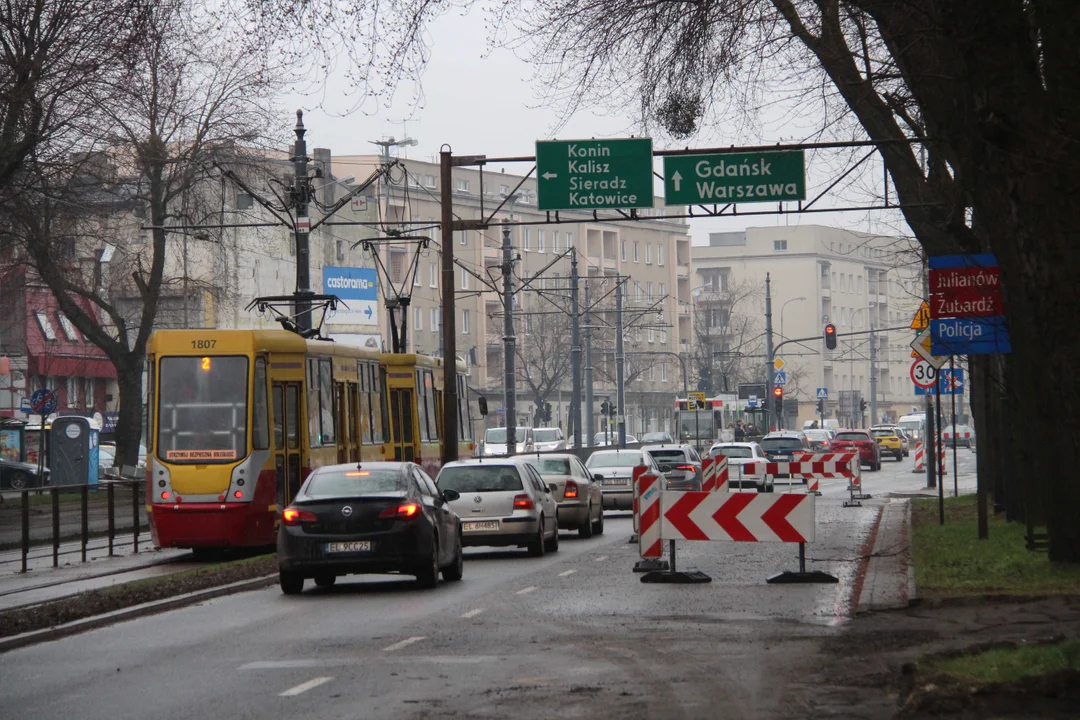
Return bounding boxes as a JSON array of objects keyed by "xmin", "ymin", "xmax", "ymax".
[
  {"xmin": 643, "ymin": 444, "xmax": 703, "ymax": 491},
  {"xmin": 435, "ymin": 459, "xmax": 560, "ymax": 556}
]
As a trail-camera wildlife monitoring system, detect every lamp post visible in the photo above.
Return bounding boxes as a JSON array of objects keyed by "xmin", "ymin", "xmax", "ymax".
[{"xmin": 779, "ymin": 296, "xmax": 807, "ymax": 341}]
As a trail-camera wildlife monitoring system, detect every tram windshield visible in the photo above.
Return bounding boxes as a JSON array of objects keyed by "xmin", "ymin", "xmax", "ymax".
[{"xmin": 157, "ymin": 356, "xmax": 249, "ymax": 464}]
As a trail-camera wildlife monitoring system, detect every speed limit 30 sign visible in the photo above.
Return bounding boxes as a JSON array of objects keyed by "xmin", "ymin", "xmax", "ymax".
[{"xmin": 910, "ymin": 359, "xmax": 938, "ymax": 389}]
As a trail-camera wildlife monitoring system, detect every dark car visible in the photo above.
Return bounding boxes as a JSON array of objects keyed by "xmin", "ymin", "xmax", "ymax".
[
  {"xmin": 0, "ymin": 458, "xmax": 47, "ymax": 490},
  {"xmin": 277, "ymin": 462, "xmax": 464, "ymax": 595},
  {"xmin": 759, "ymin": 431, "xmax": 811, "ymax": 481},
  {"xmin": 831, "ymin": 430, "xmax": 883, "ymax": 471},
  {"xmin": 643, "ymin": 444, "xmax": 703, "ymax": 491}
]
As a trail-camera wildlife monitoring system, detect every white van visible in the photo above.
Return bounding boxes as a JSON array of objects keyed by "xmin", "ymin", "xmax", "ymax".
[{"xmin": 898, "ymin": 413, "xmax": 927, "ymax": 442}]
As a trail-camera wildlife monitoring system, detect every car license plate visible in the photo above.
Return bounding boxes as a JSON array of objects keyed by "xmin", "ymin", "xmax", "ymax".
[
  {"xmin": 325, "ymin": 541, "xmax": 371, "ymax": 553},
  {"xmin": 463, "ymin": 521, "xmax": 499, "ymax": 532},
  {"xmin": 605, "ymin": 477, "xmax": 629, "ymax": 486}
]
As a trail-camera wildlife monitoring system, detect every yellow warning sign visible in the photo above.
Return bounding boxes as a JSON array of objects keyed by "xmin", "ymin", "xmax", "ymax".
[
  {"xmin": 911, "ymin": 349, "xmax": 920, "ymax": 359},
  {"xmin": 688, "ymin": 391, "xmax": 707, "ymax": 410},
  {"xmin": 910, "ymin": 301, "xmax": 931, "ymax": 330}
]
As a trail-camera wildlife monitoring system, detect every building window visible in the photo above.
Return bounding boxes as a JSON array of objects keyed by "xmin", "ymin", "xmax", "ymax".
[
  {"xmin": 657, "ymin": 243, "xmax": 665, "ymax": 266},
  {"xmin": 552, "ymin": 231, "xmax": 559, "ymax": 253},
  {"xmin": 66, "ymin": 376, "xmax": 78, "ymax": 407},
  {"xmin": 499, "ymin": 184, "xmax": 510, "ymax": 195},
  {"xmin": 620, "ymin": 240, "xmax": 627, "ymax": 262},
  {"xmin": 633, "ymin": 242, "xmax": 640, "ymax": 262},
  {"xmin": 645, "ymin": 243, "xmax": 652, "ymax": 265},
  {"xmin": 661, "ymin": 363, "xmax": 668, "ymax": 382},
  {"xmin": 537, "ymin": 229, "xmax": 545, "ymax": 252},
  {"xmin": 84, "ymin": 378, "xmax": 94, "ymax": 408},
  {"xmin": 566, "ymin": 231, "xmax": 574, "ymax": 248},
  {"xmin": 36, "ymin": 311, "xmax": 57, "ymax": 341},
  {"xmin": 431, "ymin": 308, "xmax": 439, "ymax": 331},
  {"xmin": 635, "ymin": 283, "xmax": 643, "ymax": 302},
  {"xmin": 648, "ymin": 364, "xmax": 655, "ymax": 380},
  {"xmin": 454, "ymin": 178, "xmax": 470, "ymax": 192},
  {"xmin": 458, "ymin": 230, "xmax": 468, "ymax": 246},
  {"xmin": 648, "ymin": 327, "xmax": 655, "ymax": 343},
  {"xmin": 523, "ymin": 228, "xmax": 531, "ymax": 251},
  {"xmin": 423, "ymin": 175, "xmax": 437, "ymax": 188},
  {"xmin": 659, "ymin": 282, "xmax": 666, "ymax": 298},
  {"xmin": 774, "ymin": 239, "xmax": 788, "ymax": 251},
  {"xmin": 646, "ymin": 281, "xmax": 653, "ymax": 301},
  {"xmin": 414, "ymin": 306, "xmax": 423, "ymax": 331},
  {"xmin": 461, "ymin": 309, "xmax": 470, "ymax": 334},
  {"xmin": 429, "ymin": 262, "xmax": 438, "ymax": 288},
  {"xmin": 57, "ymin": 314, "xmax": 81, "ymax": 342},
  {"xmin": 413, "ymin": 265, "xmax": 421, "ymax": 286},
  {"xmin": 460, "ymin": 267, "xmax": 469, "ymax": 290},
  {"xmin": 660, "ymin": 328, "xmax": 668, "ymax": 344}
]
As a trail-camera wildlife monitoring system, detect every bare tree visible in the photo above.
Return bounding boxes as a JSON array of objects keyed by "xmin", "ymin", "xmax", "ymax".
[
  {"xmin": 515, "ymin": 309, "xmax": 572, "ymax": 407},
  {"xmin": 12, "ymin": 2, "xmax": 283, "ymax": 466},
  {"xmin": 689, "ymin": 279, "xmax": 765, "ymax": 396}
]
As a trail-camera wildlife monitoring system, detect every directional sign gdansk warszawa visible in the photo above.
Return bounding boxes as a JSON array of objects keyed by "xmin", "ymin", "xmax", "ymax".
[
  {"xmin": 663, "ymin": 150, "xmax": 806, "ymax": 205},
  {"xmin": 535, "ymin": 138, "xmax": 654, "ymax": 211}
]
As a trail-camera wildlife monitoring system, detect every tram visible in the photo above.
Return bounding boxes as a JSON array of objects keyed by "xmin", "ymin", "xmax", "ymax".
[{"xmin": 145, "ymin": 329, "xmax": 475, "ymax": 553}]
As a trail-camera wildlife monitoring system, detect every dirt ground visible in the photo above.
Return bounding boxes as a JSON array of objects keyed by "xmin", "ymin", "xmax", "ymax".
[{"xmin": 796, "ymin": 595, "xmax": 1080, "ymax": 718}]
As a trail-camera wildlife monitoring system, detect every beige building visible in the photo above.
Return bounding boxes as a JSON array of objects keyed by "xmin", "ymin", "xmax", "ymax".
[{"xmin": 691, "ymin": 225, "xmax": 925, "ymax": 429}]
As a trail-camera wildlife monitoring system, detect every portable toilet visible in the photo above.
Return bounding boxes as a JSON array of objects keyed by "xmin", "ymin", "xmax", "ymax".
[{"xmin": 48, "ymin": 416, "xmax": 100, "ymax": 487}]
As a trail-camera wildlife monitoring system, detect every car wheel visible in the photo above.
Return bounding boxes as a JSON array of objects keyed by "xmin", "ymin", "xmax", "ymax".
[
  {"xmin": 442, "ymin": 532, "xmax": 464, "ymax": 582},
  {"xmin": 904, "ymin": 450, "xmax": 910, "ymax": 457},
  {"xmin": 579, "ymin": 504, "xmax": 594, "ymax": 539},
  {"xmin": 592, "ymin": 508, "xmax": 605, "ymax": 536},
  {"xmin": 314, "ymin": 573, "xmax": 336, "ymax": 588},
  {"xmin": 416, "ymin": 536, "xmax": 440, "ymax": 589},
  {"xmin": 544, "ymin": 516, "xmax": 560, "ymax": 553},
  {"xmin": 895, "ymin": 452, "xmax": 903, "ymax": 462},
  {"xmin": 279, "ymin": 570, "xmax": 304, "ymax": 595},
  {"xmin": 527, "ymin": 518, "xmax": 546, "ymax": 557},
  {"xmin": 8, "ymin": 471, "xmax": 30, "ymax": 490}
]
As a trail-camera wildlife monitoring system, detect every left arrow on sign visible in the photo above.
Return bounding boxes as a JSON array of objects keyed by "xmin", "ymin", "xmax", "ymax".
[
  {"xmin": 664, "ymin": 492, "xmax": 709, "ymax": 540},
  {"xmin": 711, "ymin": 493, "xmax": 757, "ymax": 542},
  {"xmin": 760, "ymin": 494, "xmax": 808, "ymax": 543},
  {"xmin": 542, "ymin": 172, "xmax": 558, "ymax": 180}
]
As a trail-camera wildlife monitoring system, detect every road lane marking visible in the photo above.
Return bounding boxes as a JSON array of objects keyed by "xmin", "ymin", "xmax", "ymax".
[
  {"xmin": 594, "ymin": 555, "xmax": 608, "ymax": 562},
  {"xmin": 558, "ymin": 569, "xmax": 577, "ymax": 577},
  {"xmin": 461, "ymin": 607, "xmax": 486, "ymax": 618},
  {"xmin": 279, "ymin": 676, "xmax": 332, "ymax": 696},
  {"xmin": 241, "ymin": 660, "xmax": 322, "ymax": 670},
  {"xmin": 516, "ymin": 586, "xmax": 537, "ymax": 595},
  {"xmin": 382, "ymin": 636, "xmax": 426, "ymax": 652}
]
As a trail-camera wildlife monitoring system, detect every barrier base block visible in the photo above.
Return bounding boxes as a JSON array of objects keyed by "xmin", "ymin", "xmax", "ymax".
[
  {"xmin": 640, "ymin": 569, "xmax": 711, "ymax": 584},
  {"xmin": 628, "ymin": 534, "xmax": 639, "ymax": 545},
  {"xmin": 633, "ymin": 558, "xmax": 670, "ymax": 573},
  {"xmin": 766, "ymin": 570, "xmax": 839, "ymax": 584},
  {"xmin": 843, "ymin": 500, "xmax": 862, "ymax": 507}
]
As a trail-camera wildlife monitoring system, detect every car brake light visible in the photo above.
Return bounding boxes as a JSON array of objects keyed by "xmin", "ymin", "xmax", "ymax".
[
  {"xmin": 676, "ymin": 465, "xmax": 696, "ymax": 472},
  {"xmin": 513, "ymin": 494, "xmax": 534, "ymax": 510},
  {"xmin": 378, "ymin": 503, "xmax": 420, "ymax": 520},
  {"xmin": 282, "ymin": 507, "xmax": 317, "ymax": 525},
  {"xmin": 564, "ymin": 480, "xmax": 578, "ymax": 499}
]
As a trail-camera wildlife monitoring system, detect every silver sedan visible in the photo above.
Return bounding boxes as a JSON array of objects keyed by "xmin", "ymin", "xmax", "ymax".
[
  {"xmin": 524, "ymin": 453, "xmax": 604, "ymax": 538},
  {"xmin": 584, "ymin": 449, "xmax": 661, "ymax": 511}
]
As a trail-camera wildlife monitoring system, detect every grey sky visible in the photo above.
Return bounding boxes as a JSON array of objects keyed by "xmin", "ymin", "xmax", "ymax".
[{"xmin": 281, "ymin": 8, "xmax": 911, "ymax": 245}]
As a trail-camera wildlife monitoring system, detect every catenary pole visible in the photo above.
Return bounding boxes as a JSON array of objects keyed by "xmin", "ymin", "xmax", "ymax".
[
  {"xmin": 615, "ymin": 278, "xmax": 626, "ymax": 448},
  {"xmin": 501, "ymin": 221, "xmax": 516, "ymax": 454},
  {"xmin": 584, "ymin": 279, "xmax": 594, "ymax": 446},
  {"xmin": 765, "ymin": 273, "xmax": 775, "ymax": 431},
  {"xmin": 292, "ymin": 110, "xmax": 312, "ymax": 334},
  {"xmin": 570, "ymin": 250, "xmax": 582, "ymax": 452},
  {"xmin": 439, "ymin": 149, "xmax": 458, "ymax": 465}
]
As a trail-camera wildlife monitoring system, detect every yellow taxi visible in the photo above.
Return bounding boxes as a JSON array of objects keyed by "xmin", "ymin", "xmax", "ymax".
[{"xmin": 870, "ymin": 426, "xmax": 905, "ymax": 461}]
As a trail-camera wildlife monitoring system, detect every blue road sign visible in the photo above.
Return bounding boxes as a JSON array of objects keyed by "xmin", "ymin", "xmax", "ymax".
[
  {"xmin": 816, "ymin": 387, "xmax": 828, "ymax": 400},
  {"xmin": 19, "ymin": 396, "xmax": 31, "ymax": 413},
  {"xmin": 30, "ymin": 388, "xmax": 57, "ymax": 415},
  {"xmin": 323, "ymin": 266, "xmax": 378, "ymax": 325},
  {"xmin": 930, "ymin": 316, "xmax": 1012, "ymax": 355},
  {"xmin": 748, "ymin": 394, "xmax": 759, "ymax": 407},
  {"xmin": 914, "ymin": 368, "xmax": 966, "ymax": 396},
  {"xmin": 773, "ymin": 371, "xmax": 787, "ymax": 386}
]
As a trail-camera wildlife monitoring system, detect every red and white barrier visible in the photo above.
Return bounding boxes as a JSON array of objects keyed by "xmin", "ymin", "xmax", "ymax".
[
  {"xmin": 912, "ymin": 442, "xmax": 925, "ymax": 471},
  {"xmin": 741, "ymin": 454, "xmax": 859, "ymax": 495},
  {"xmin": 660, "ymin": 491, "xmax": 815, "ymax": 543},
  {"xmin": 637, "ymin": 473, "xmax": 663, "ymax": 559},
  {"xmin": 701, "ymin": 455, "xmax": 729, "ymax": 492},
  {"xmin": 631, "ymin": 464, "xmax": 647, "ymax": 535}
]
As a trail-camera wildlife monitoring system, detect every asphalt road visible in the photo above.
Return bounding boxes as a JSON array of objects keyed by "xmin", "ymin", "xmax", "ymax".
[{"xmin": 0, "ymin": 449, "xmax": 975, "ymax": 718}]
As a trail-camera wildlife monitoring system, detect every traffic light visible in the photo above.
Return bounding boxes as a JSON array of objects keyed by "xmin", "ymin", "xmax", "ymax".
[
  {"xmin": 816, "ymin": 399, "xmax": 824, "ymax": 415},
  {"xmin": 860, "ymin": 399, "xmax": 868, "ymax": 414},
  {"xmin": 543, "ymin": 402, "xmax": 552, "ymax": 422},
  {"xmin": 600, "ymin": 400, "xmax": 609, "ymax": 416},
  {"xmin": 824, "ymin": 323, "xmax": 837, "ymax": 350},
  {"xmin": 609, "ymin": 403, "xmax": 617, "ymax": 417},
  {"xmin": 772, "ymin": 385, "xmax": 784, "ymax": 410}
]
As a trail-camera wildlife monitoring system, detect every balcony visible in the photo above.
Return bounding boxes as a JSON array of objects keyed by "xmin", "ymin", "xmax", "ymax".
[
  {"xmin": 694, "ymin": 290, "xmax": 730, "ymax": 304},
  {"xmin": 677, "ymin": 264, "xmax": 690, "ymax": 279}
]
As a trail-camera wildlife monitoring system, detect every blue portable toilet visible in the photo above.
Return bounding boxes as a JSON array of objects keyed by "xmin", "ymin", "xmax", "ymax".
[{"xmin": 48, "ymin": 416, "xmax": 99, "ymax": 487}]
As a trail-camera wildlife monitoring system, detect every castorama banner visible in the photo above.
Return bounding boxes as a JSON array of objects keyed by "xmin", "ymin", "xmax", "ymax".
[{"xmin": 323, "ymin": 266, "xmax": 378, "ymax": 325}]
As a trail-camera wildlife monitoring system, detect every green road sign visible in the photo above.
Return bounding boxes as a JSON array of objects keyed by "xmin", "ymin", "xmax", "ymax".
[
  {"xmin": 663, "ymin": 150, "xmax": 806, "ymax": 205},
  {"xmin": 536, "ymin": 138, "xmax": 654, "ymax": 211}
]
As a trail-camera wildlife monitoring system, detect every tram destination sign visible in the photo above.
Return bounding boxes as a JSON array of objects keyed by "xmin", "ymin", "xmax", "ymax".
[
  {"xmin": 663, "ymin": 150, "xmax": 806, "ymax": 205},
  {"xmin": 536, "ymin": 138, "xmax": 654, "ymax": 211}
]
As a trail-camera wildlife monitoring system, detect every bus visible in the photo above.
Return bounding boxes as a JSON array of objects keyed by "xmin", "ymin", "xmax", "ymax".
[{"xmin": 145, "ymin": 329, "xmax": 475, "ymax": 554}]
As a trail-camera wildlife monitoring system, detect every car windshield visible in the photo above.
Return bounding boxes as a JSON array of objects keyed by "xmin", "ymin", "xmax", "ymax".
[
  {"xmin": 438, "ymin": 465, "xmax": 524, "ymax": 492},
  {"xmin": 760, "ymin": 438, "xmax": 804, "ymax": 451},
  {"xmin": 871, "ymin": 429, "xmax": 896, "ymax": 437},
  {"xmin": 805, "ymin": 430, "xmax": 830, "ymax": 441},
  {"xmin": 835, "ymin": 432, "xmax": 870, "ymax": 442},
  {"xmin": 649, "ymin": 449, "xmax": 688, "ymax": 462},
  {"xmin": 587, "ymin": 452, "xmax": 642, "ymax": 469},
  {"xmin": 157, "ymin": 355, "xmax": 248, "ymax": 464},
  {"xmin": 533, "ymin": 429, "xmax": 561, "ymax": 442},
  {"xmin": 304, "ymin": 468, "xmax": 405, "ymax": 498},
  {"xmin": 485, "ymin": 429, "xmax": 507, "ymax": 444},
  {"xmin": 713, "ymin": 446, "xmax": 752, "ymax": 458},
  {"xmin": 642, "ymin": 433, "xmax": 670, "ymax": 442},
  {"xmin": 529, "ymin": 458, "xmax": 571, "ymax": 476},
  {"xmin": 899, "ymin": 421, "xmax": 922, "ymax": 433}
]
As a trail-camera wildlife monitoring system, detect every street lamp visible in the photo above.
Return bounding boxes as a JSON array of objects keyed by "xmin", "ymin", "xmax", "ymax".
[{"xmin": 779, "ymin": 296, "xmax": 807, "ymax": 341}]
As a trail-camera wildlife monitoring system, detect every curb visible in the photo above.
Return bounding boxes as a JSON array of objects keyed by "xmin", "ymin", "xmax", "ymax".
[
  {"xmin": 856, "ymin": 499, "xmax": 912, "ymax": 614},
  {"xmin": 0, "ymin": 574, "xmax": 278, "ymax": 654}
]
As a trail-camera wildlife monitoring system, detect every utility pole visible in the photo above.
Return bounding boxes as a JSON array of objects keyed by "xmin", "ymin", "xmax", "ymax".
[
  {"xmin": 570, "ymin": 249, "xmax": 582, "ymax": 451},
  {"xmin": 615, "ymin": 278, "xmax": 626, "ymax": 448},
  {"xmin": 501, "ymin": 221, "xmax": 516, "ymax": 452},
  {"xmin": 292, "ymin": 111, "xmax": 313, "ymax": 334},
  {"xmin": 764, "ymin": 272, "xmax": 775, "ymax": 431},
  {"xmin": 869, "ymin": 302, "xmax": 878, "ymax": 425},
  {"xmin": 584, "ymin": 279, "xmax": 594, "ymax": 447},
  {"xmin": 438, "ymin": 150, "xmax": 458, "ymax": 466},
  {"xmin": 922, "ymin": 255, "xmax": 935, "ymax": 489}
]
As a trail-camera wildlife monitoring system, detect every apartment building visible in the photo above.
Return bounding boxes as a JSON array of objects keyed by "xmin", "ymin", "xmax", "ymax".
[{"xmin": 691, "ymin": 225, "xmax": 926, "ymax": 428}]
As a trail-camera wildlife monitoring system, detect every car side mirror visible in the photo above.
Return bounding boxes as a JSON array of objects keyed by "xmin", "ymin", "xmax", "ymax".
[
  {"xmin": 442, "ymin": 489, "xmax": 460, "ymax": 502},
  {"xmin": 547, "ymin": 483, "xmax": 557, "ymax": 494},
  {"xmin": 593, "ymin": 473, "xmax": 604, "ymax": 482}
]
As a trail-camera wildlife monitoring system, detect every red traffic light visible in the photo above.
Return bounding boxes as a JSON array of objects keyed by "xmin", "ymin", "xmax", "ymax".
[
  {"xmin": 824, "ymin": 323, "xmax": 837, "ymax": 350},
  {"xmin": 773, "ymin": 386, "xmax": 783, "ymax": 398}
]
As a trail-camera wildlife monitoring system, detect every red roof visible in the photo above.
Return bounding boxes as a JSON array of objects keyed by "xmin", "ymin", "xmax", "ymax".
[{"xmin": 23, "ymin": 287, "xmax": 116, "ymax": 379}]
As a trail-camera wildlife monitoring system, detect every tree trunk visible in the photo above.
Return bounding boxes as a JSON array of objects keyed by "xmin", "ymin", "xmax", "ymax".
[{"xmin": 113, "ymin": 355, "xmax": 145, "ymax": 471}]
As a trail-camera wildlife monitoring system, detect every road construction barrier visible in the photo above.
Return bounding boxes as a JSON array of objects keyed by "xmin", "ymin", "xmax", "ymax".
[
  {"xmin": 644, "ymin": 490, "xmax": 837, "ymax": 584},
  {"xmin": 912, "ymin": 442, "xmax": 924, "ymax": 472},
  {"xmin": 631, "ymin": 464, "xmax": 647, "ymax": 538},
  {"xmin": 742, "ymin": 453, "xmax": 860, "ymax": 497},
  {"xmin": 638, "ymin": 473, "xmax": 663, "ymax": 559},
  {"xmin": 701, "ymin": 455, "xmax": 729, "ymax": 492}
]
